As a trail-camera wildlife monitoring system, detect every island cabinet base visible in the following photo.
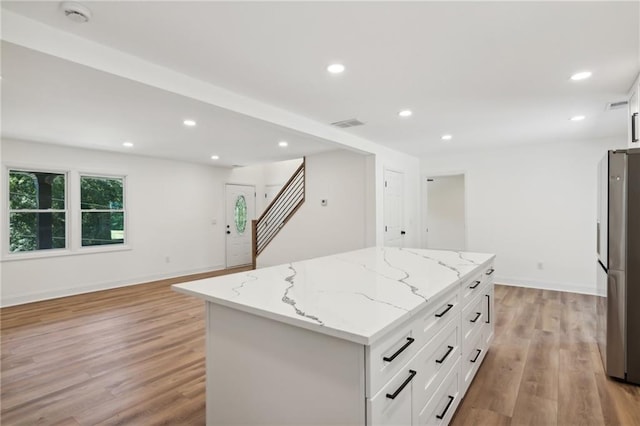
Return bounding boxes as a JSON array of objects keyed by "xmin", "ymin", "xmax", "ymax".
[
  {"xmin": 203, "ymin": 266, "xmax": 495, "ymax": 426},
  {"xmin": 176, "ymin": 249, "xmax": 497, "ymax": 426},
  {"xmin": 205, "ymin": 302, "xmax": 367, "ymax": 425}
]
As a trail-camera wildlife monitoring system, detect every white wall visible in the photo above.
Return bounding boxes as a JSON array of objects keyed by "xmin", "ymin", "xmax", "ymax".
[
  {"xmin": 257, "ymin": 150, "xmax": 369, "ymax": 266},
  {"xmin": 421, "ymin": 137, "xmax": 626, "ymax": 295},
  {"xmin": 0, "ymin": 140, "xmax": 386, "ymax": 306},
  {"xmin": 425, "ymin": 174, "xmax": 466, "ymax": 250},
  {"xmin": 1, "ymin": 138, "xmax": 232, "ymax": 306},
  {"xmin": 229, "ymin": 158, "xmax": 302, "ymax": 215}
]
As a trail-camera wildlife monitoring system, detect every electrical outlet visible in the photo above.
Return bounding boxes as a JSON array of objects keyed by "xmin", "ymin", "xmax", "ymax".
[
  {"xmin": 537, "ymin": 262, "xmax": 543, "ymax": 270},
  {"xmin": 165, "ymin": 256, "xmax": 171, "ymax": 264}
]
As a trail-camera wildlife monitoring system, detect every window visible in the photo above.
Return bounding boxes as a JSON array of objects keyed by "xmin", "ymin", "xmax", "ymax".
[
  {"xmin": 8, "ymin": 169, "xmax": 67, "ymax": 253},
  {"xmin": 235, "ymin": 195, "xmax": 247, "ymax": 234},
  {"xmin": 80, "ymin": 175, "xmax": 125, "ymax": 247}
]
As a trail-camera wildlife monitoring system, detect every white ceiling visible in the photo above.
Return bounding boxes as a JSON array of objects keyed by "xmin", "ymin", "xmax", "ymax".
[
  {"xmin": 2, "ymin": 1, "xmax": 639, "ymax": 160},
  {"xmin": 1, "ymin": 42, "xmax": 339, "ymax": 166}
]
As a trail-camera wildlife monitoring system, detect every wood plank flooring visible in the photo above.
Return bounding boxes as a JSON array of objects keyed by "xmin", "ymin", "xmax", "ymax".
[
  {"xmin": 2, "ymin": 279, "xmax": 639, "ymax": 425},
  {"xmin": 452, "ymin": 285, "xmax": 640, "ymax": 426}
]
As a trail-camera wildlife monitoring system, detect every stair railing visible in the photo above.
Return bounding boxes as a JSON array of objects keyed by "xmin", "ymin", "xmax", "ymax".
[{"xmin": 251, "ymin": 158, "xmax": 305, "ymax": 268}]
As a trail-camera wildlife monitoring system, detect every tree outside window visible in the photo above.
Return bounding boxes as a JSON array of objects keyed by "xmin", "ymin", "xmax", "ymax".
[
  {"xmin": 9, "ymin": 170, "xmax": 66, "ymax": 252},
  {"xmin": 81, "ymin": 176, "xmax": 125, "ymax": 247}
]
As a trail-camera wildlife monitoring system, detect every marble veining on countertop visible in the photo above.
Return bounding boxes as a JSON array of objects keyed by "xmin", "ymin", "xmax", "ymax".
[{"xmin": 173, "ymin": 247, "xmax": 495, "ymax": 345}]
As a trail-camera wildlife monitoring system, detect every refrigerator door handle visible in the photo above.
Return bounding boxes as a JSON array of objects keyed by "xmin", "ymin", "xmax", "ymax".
[
  {"xmin": 597, "ymin": 221, "xmax": 600, "ymax": 256},
  {"xmin": 632, "ymin": 112, "xmax": 638, "ymax": 143}
]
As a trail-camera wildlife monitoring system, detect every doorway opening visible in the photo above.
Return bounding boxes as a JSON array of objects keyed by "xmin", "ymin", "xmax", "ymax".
[{"xmin": 423, "ymin": 174, "xmax": 466, "ymax": 250}]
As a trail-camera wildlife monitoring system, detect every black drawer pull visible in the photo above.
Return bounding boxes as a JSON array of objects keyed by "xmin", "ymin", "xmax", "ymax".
[
  {"xmin": 436, "ymin": 395, "xmax": 455, "ymax": 420},
  {"xmin": 486, "ymin": 268, "xmax": 495, "ymax": 275},
  {"xmin": 470, "ymin": 348, "xmax": 482, "ymax": 363},
  {"xmin": 385, "ymin": 370, "xmax": 416, "ymax": 400},
  {"xmin": 470, "ymin": 312, "xmax": 481, "ymax": 323},
  {"xmin": 435, "ymin": 345, "xmax": 454, "ymax": 364},
  {"xmin": 435, "ymin": 304, "xmax": 454, "ymax": 318},
  {"xmin": 486, "ymin": 294, "xmax": 491, "ymax": 324},
  {"xmin": 383, "ymin": 337, "xmax": 415, "ymax": 363},
  {"xmin": 470, "ymin": 280, "xmax": 481, "ymax": 289}
]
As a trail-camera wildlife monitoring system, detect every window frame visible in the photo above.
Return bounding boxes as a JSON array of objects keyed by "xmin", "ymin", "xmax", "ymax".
[
  {"xmin": 2, "ymin": 165, "xmax": 131, "ymax": 261},
  {"xmin": 3, "ymin": 164, "xmax": 70, "ymax": 259},
  {"xmin": 78, "ymin": 173, "xmax": 128, "ymax": 250}
]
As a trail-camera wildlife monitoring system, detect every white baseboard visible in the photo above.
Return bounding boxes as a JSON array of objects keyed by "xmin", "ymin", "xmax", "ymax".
[
  {"xmin": 495, "ymin": 275, "xmax": 600, "ymax": 296},
  {"xmin": 0, "ymin": 264, "xmax": 225, "ymax": 308}
]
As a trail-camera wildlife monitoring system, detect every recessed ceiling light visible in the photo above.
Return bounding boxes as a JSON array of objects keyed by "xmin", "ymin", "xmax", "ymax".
[
  {"xmin": 327, "ymin": 63, "xmax": 345, "ymax": 74},
  {"xmin": 211, "ymin": 155, "xmax": 219, "ymax": 160},
  {"xmin": 183, "ymin": 119, "xmax": 196, "ymax": 127},
  {"xmin": 570, "ymin": 71, "xmax": 592, "ymax": 81},
  {"xmin": 570, "ymin": 115, "xmax": 586, "ymax": 121},
  {"xmin": 278, "ymin": 141, "xmax": 288, "ymax": 147},
  {"xmin": 398, "ymin": 110, "xmax": 413, "ymax": 118},
  {"xmin": 122, "ymin": 141, "xmax": 134, "ymax": 148},
  {"xmin": 441, "ymin": 134, "xmax": 453, "ymax": 141}
]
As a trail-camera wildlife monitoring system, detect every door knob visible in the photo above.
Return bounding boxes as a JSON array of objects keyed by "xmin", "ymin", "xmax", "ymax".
[
  {"xmin": 226, "ymin": 231, "xmax": 231, "ymax": 235},
  {"xmin": 401, "ymin": 231, "xmax": 406, "ymax": 235}
]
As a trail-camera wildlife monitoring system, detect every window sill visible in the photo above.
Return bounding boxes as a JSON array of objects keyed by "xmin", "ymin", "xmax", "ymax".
[{"xmin": 1, "ymin": 245, "xmax": 132, "ymax": 262}]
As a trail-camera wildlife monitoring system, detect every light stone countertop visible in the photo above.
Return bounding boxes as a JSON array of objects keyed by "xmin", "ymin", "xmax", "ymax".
[{"xmin": 173, "ymin": 247, "xmax": 495, "ymax": 345}]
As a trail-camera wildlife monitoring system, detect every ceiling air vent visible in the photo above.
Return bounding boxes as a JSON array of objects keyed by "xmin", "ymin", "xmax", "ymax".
[
  {"xmin": 331, "ymin": 118, "xmax": 365, "ymax": 128},
  {"xmin": 605, "ymin": 100, "xmax": 628, "ymax": 111}
]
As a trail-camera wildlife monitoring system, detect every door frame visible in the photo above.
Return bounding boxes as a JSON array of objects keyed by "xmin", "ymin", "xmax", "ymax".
[
  {"xmin": 421, "ymin": 171, "xmax": 469, "ymax": 250},
  {"xmin": 225, "ymin": 183, "xmax": 256, "ymax": 268}
]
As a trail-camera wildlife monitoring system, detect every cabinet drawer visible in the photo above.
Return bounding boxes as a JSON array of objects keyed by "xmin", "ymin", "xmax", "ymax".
[
  {"xmin": 482, "ymin": 284, "xmax": 495, "ymax": 347},
  {"xmin": 367, "ymin": 320, "xmax": 418, "ymax": 397},
  {"xmin": 461, "ymin": 294, "xmax": 484, "ymax": 350},
  {"xmin": 461, "ymin": 328, "xmax": 485, "ymax": 395},
  {"xmin": 460, "ymin": 271, "xmax": 484, "ymax": 309},
  {"xmin": 368, "ymin": 364, "xmax": 416, "ymax": 426},
  {"xmin": 416, "ymin": 357, "xmax": 461, "ymax": 426},
  {"xmin": 412, "ymin": 288, "xmax": 459, "ymax": 349},
  {"xmin": 412, "ymin": 319, "xmax": 460, "ymax": 413}
]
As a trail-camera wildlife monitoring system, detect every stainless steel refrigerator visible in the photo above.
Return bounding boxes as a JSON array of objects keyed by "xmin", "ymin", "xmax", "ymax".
[{"xmin": 596, "ymin": 149, "xmax": 640, "ymax": 385}]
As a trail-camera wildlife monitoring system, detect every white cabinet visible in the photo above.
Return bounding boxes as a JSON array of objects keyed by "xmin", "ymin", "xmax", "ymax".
[
  {"xmin": 367, "ymin": 263, "xmax": 495, "ymax": 426},
  {"xmin": 369, "ymin": 366, "xmax": 415, "ymax": 425},
  {"xmin": 176, "ymin": 248, "xmax": 496, "ymax": 426},
  {"xmin": 629, "ymin": 74, "xmax": 639, "ymax": 148}
]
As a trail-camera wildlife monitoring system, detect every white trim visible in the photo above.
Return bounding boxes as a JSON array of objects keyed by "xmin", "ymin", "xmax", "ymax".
[
  {"xmin": 495, "ymin": 276, "xmax": 599, "ymax": 296},
  {"xmin": 0, "ymin": 264, "xmax": 225, "ymax": 307},
  {"xmin": 1, "ymin": 244, "xmax": 133, "ymax": 263},
  {"xmin": 4, "ymin": 165, "xmax": 71, "ymax": 257},
  {"xmin": 421, "ymin": 172, "xmax": 468, "ymax": 251},
  {"xmin": 2, "ymin": 165, "xmax": 131, "ymax": 260},
  {"xmin": 78, "ymin": 173, "xmax": 128, "ymax": 250}
]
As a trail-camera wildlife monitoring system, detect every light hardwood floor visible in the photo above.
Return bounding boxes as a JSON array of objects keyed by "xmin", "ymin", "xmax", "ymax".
[
  {"xmin": 452, "ymin": 285, "xmax": 640, "ymax": 426},
  {"xmin": 2, "ymin": 278, "xmax": 639, "ymax": 425}
]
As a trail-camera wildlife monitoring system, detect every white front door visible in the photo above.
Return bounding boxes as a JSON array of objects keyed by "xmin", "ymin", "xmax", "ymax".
[
  {"xmin": 384, "ymin": 170, "xmax": 405, "ymax": 247},
  {"xmin": 226, "ymin": 184, "xmax": 256, "ymax": 268}
]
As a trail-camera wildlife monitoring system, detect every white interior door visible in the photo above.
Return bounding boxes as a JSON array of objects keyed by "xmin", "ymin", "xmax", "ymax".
[
  {"xmin": 425, "ymin": 175, "xmax": 466, "ymax": 250},
  {"xmin": 384, "ymin": 170, "xmax": 405, "ymax": 247},
  {"xmin": 226, "ymin": 184, "xmax": 256, "ymax": 268}
]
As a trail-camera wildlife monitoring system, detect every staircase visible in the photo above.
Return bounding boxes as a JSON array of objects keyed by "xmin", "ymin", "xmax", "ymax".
[{"xmin": 251, "ymin": 158, "xmax": 305, "ymax": 268}]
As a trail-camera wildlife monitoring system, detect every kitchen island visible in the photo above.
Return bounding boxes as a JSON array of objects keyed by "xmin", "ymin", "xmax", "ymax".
[{"xmin": 173, "ymin": 247, "xmax": 495, "ymax": 425}]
